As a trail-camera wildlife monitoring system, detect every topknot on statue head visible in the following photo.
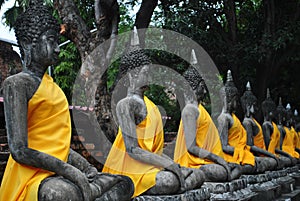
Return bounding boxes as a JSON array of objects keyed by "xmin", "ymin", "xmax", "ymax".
[
  {"xmin": 240, "ymin": 81, "xmax": 257, "ymax": 113},
  {"xmin": 183, "ymin": 49, "xmax": 204, "ymax": 91},
  {"xmin": 14, "ymin": 0, "xmax": 60, "ymax": 59},
  {"xmin": 219, "ymin": 70, "xmax": 239, "ymax": 103},
  {"xmin": 119, "ymin": 27, "xmax": 152, "ymax": 79}
]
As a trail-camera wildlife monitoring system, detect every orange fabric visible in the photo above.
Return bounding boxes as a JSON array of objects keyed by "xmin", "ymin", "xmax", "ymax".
[
  {"xmin": 174, "ymin": 104, "xmax": 224, "ymax": 168},
  {"xmin": 223, "ymin": 114, "xmax": 255, "ymax": 166},
  {"xmin": 297, "ymin": 132, "xmax": 300, "ymax": 149},
  {"xmin": 253, "ymin": 118, "xmax": 266, "ymax": 150},
  {"xmin": 267, "ymin": 122, "xmax": 281, "ymax": 155},
  {"xmin": 282, "ymin": 127, "xmax": 299, "ymax": 158},
  {"xmin": 102, "ymin": 96, "xmax": 163, "ymax": 197},
  {"xmin": 0, "ymin": 74, "xmax": 71, "ymax": 201}
]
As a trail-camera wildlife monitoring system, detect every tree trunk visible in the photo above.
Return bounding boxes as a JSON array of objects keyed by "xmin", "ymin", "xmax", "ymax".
[
  {"xmin": 134, "ymin": 0, "xmax": 158, "ymax": 48},
  {"xmin": 54, "ymin": 0, "xmax": 119, "ymax": 143},
  {"xmin": 224, "ymin": 0, "xmax": 237, "ymax": 44}
]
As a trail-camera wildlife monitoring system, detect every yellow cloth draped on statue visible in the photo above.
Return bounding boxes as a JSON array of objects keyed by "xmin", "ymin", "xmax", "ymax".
[
  {"xmin": 283, "ymin": 127, "xmax": 299, "ymax": 158},
  {"xmin": 253, "ymin": 118, "xmax": 266, "ymax": 150},
  {"xmin": 296, "ymin": 131, "xmax": 300, "ymax": 149},
  {"xmin": 0, "ymin": 74, "xmax": 71, "ymax": 201},
  {"xmin": 291, "ymin": 127, "xmax": 300, "ymax": 152},
  {"xmin": 174, "ymin": 104, "xmax": 223, "ymax": 168},
  {"xmin": 102, "ymin": 96, "xmax": 164, "ymax": 197},
  {"xmin": 223, "ymin": 114, "xmax": 255, "ymax": 166},
  {"xmin": 267, "ymin": 122, "xmax": 280, "ymax": 155}
]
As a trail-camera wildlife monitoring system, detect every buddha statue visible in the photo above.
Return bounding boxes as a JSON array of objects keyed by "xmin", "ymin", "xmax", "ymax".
[
  {"xmin": 173, "ymin": 50, "xmax": 242, "ymax": 182},
  {"xmin": 276, "ymin": 98, "xmax": 298, "ymax": 165},
  {"xmin": 240, "ymin": 82, "xmax": 278, "ymax": 171},
  {"xmin": 102, "ymin": 32, "xmax": 205, "ymax": 198},
  {"xmin": 0, "ymin": 1, "xmax": 134, "ymax": 200},
  {"xmin": 293, "ymin": 110, "xmax": 300, "ymax": 155},
  {"xmin": 217, "ymin": 70, "xmax": 269, "ymax": 174},
  {"xmin": 282, "ymin": 103, "xmax": 300, "ymax": 159}
]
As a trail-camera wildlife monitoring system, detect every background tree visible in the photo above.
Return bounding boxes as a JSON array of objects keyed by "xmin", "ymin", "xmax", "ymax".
[{"xmin": 1, "ymin": 0, "xmax": 299, "ymax": 138}]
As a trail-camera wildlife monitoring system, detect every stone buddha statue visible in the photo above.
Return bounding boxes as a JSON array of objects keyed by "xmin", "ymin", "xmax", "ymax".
[
  {"xmin": 240, "ymin": 82, "xmax": 278, "ymax": 171},
  {"xmin": 0, "ymin": 1, "xmax": 134, "ymax": 200},
  {"xmin": 173, "ymin": 50, "xmax": 242, "ymax": 182},
  {"xmin": 293, "ymin": 110, "xmax": 300, "ymax": 155},
  {"xmin": 102, "ymin": 32, "xmax": 204, "ymax": 197},
  {"xmin": 282, "ymin": 103, "xmax": 300, "ymax": 159},
  {"xmin": 217, "ymin": 70, "xmax": 269, "ymax": 174},
  {"xmin": 276, "ymin": 98, "xmax": 298, "ymax": 165}
]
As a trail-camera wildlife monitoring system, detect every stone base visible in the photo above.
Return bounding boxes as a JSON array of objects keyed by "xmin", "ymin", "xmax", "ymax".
[
  {"xmin": 250, "ymin": 181, "xmax": 281, "ymax": 201},
  {"xmin": 275, "ymin": 175, "xmax": 295, "ymax": 194},
  {"xmin": 132, "ymin": 187, "xmax": 210, "ymax": 201},
  {"xmin": 202, "ymin": 179, "xmax": 257, "ymax": 201},
  {"xmin": 275, "ymin": 187, "xmax": 300, "ymax": 201}
]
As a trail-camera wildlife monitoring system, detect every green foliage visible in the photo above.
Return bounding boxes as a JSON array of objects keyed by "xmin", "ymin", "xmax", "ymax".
[
  {"xmin": 54, "ymin": 42, "xmax": 81, "ymax": 104},
  {"xmin": 145, "ymin": 85, "xmax": 180, "ymax": 132}
]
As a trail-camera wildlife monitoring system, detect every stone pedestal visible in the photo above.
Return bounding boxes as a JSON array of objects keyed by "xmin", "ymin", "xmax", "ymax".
[
  {"xmin": 132, "ymin": 187, "xmax": 210, "ymax": 201},
  {"xmin": 202, "ymin": 179, "xmax": 257, "ymax": 201}
]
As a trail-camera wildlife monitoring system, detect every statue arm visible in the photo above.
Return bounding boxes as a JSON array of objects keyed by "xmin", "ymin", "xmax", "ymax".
[
  {"xmin": 217, "ymin": 114, "xmax": 234, "ymax": 155},
  {"xmin": 275, "ymin": 149, "xmax": 292, "ymax": 157},
  {"xmin": 262, "ymin": 123, "xmax": 272, "ymax": 150},
  {"xmin": 242, "ymin": 118, "xmax": 254, "ymax": 146},
  {"xmin": 3, "ymin": 78, "xmax": 92, "ymax": 201},
  {"xmin": 182, "ymin": 104, "xmax": 229, "ymax": 166},
  {"xmin": 116, "ymin": 99, "xmax": 186, "ymax": 188}
]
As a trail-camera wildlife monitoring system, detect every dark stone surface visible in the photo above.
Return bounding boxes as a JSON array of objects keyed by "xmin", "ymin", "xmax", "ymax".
[{"xmin": 132, "ymin": 187, "xmax": 211, "ymax": 201}]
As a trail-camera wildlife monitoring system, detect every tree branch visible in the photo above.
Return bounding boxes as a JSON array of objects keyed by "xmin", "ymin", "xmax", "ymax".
[{"xmin": 53, "ymin": 0, "xmax": 91, "ymax": 60}]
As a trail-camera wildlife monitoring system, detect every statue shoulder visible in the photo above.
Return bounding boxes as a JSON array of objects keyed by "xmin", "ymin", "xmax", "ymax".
[
  {"xmin": 3, "ymin": 72, "xmax": 39, "ymax": 100},
  {"xmin": 182, "ymin": 103, "xmax": 199, "ymax": 116},
  {"xmin": 243, "ymin": 117, "xmax": 254, "ymax": 126}
]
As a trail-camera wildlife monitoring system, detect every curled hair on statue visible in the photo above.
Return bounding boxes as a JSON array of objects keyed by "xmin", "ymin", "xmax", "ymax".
[
  {"xmin": 261, "ymin": 88, "xmax": 276, "ymax": 118},
  {"xmin": 119, "ymin": 27, "xmax": 151, "ymax": 77},
  {"xmin": 14, "ymin": 0, "xmax": 60, "ymax": 62},
  {"xmin": 183, "ymin": 66, "xmax": 204, "ymax": 91},
  {"xmin": 219, "ymin": 70, "xmax": 238, "ymax": 104}
]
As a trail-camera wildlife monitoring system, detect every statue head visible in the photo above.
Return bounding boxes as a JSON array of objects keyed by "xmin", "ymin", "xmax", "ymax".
[
  {"xmin": 183, "ymin": 50, "xmax": 207, "ymax": 103},
  {"xmin": 240, "ymin": 81, "xmax": 257, "ymax": 117},
  {"xmin": 285, "ymin": 103, "xmax": 294, "ymax": 127},
  {"xmin": 119, "ymin": 27, "xmax": 152, "ymax": 92},
  {"xmin": 219, "ymin": 70, "xmax": 239, "ymax": 113},
  {"xmin": 276, "ymin": 97, "xmax": 286, "ymax": 125},
  {"xmin": 14, "ymin": 0, "xmax": 60, "ymax": 69},
  {"xmin": 261, "ymin": 88, "xmax": 276, "ymax": 121}
]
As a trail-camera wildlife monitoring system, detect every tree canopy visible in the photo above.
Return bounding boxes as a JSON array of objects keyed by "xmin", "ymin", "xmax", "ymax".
[{"xmin": 1, "ymin": 0, "xmax": 299, "ymax": 137}]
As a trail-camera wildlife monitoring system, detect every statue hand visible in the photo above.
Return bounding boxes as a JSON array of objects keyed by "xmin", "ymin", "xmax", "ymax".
[
  {"xmin": 73, "ymin": 168, "xmax": 93, "ymax": 201},
  {"xmin": 218, "ymin": 159, "xmax": 232, "ymax": 181},
  {"xmin": 84, "ymin": 165, "xmax": 98, "ymax": 182},
  {"xmin": 165, "ymin": 163, "xmax": 186, "ymax": 192},
  {"xmin": 289, "ymin": 157, "xmax": 297, "ymax": 165},
  {"xmin": 274, "ymin": 157, "xmax": 280, "ymax": 169}
]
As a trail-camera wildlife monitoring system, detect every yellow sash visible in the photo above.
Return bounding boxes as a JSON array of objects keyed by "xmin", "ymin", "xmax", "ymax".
[
  {"xmin": 174, "ymin": 104, "xmax": 223, "ymax": 168},
  {"xmin": 267, "ymin": 122, "xmax": 280, "ymax": 155},
  {"xmin": 282, "ymin": 127, "xmax": 299, "ymax": 158},
  {"xmin": 0, "ymin": 74, "xmax": 71, "ymax": 201},
  {"xmin": 102, "ymin": 96, "xmax": 163, "ymax": 197},
  {"xmin": 253, "ymin": 118, "xmax": 266, "ymax": 150},
  {"xmin": 223, "ymin": 114, "xmax": 255, "ymax": 166}
]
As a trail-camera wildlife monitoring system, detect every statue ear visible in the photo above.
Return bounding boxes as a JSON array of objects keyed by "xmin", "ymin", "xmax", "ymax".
[
  {"xmin": 20, "ymin": 37, "xmax": 32, "ymax": 68},
  {"xmin": 128, "ymin": 72, "xmax": 135, "ymax": 89}
]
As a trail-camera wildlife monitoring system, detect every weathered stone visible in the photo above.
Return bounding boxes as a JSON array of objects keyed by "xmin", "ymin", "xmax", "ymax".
[{"xmin": 132, "ymin": 187, "xmax": 211, "ymax": 201}]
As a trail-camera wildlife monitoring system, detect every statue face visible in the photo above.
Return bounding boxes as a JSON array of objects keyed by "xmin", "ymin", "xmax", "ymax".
[
  {"xmin": 228, "ymin": 95, "xmax": 238, "ymax": 113},
  {"xmin": 31, "ymin": 29, "xmax": 60, "ymax": 68},
  {"xmin": 134, "ymin": 65, "xmax": 150, "ymax": 90},
  {"xmin": 195, "ymin": 80, "xmax": 207, "ymax": 101}
]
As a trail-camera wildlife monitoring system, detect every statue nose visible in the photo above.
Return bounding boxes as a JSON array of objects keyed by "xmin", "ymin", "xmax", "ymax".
[{"xmin": 55, "ymin": 45, "xmax": 60, "ymax": 54}]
